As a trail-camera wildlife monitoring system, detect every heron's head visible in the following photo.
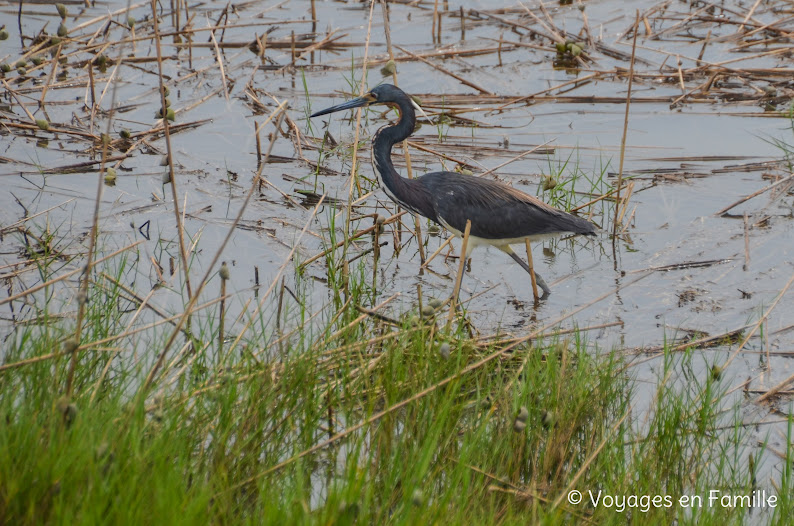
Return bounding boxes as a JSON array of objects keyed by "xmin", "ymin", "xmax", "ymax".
[{"xmin": 310, "ymin": 84, "xmax": 415, "ymax": 118}]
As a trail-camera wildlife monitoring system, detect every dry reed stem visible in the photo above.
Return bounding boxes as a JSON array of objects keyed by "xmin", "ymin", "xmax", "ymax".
[
  {"xmin": 714, "ymin": 173, "xmax": 794, "ymax": 216},
  {"xmin": 38, "ymin": 43, "xmax": 63, "ymax": 107},
  {"xmin": 737, "ymin": 0, "xmax": 764, "ymax": 33},
  {"xmin": 478, "ymin": 140, "xmax": 553, "ymax": 178},
  {"xmin": 420, "ymin": 236, "xmax": 453, "ymax": 269},
  {"xmin": 394, "ymin": 45, "xmax": 494, "ymax": 95},
  {"xmin": 613, "ymin": 11, "xmax": 639, "ymax": 236},
  {"xmin": 447, "ymin": 220, "xmax": 472, "ymax": 328},
  {"xmin": 218, "ymin": 266, "xmax": 227, "ymax": 359},
  {"xmin": 756, "ymin": 369, "xmax": 794, "ymax": 404},
  {"xmin": 207, "ymin": 15, "xmax": 230, "ymax": 100},
  {"xmin": 524, "ymin": 239, "xmax": 539, "ymax": 301},
  {"xmin": 151, "ymin": 0, "xmax": 193, "ymax": 307},
  {"xmin": 1, "ymin": 80, "xmax": 37, "ymax": 123},
  {"xmin": 496, "ymin": 72, "xmax": 602, "ymax": 110},
  {"xmin": 344, "ymin": 0, "xmax": 376, "ymax": 203}
]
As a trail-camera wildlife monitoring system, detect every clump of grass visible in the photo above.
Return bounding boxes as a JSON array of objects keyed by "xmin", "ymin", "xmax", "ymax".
[{"xmin": 1, "ymin": 223, "xmax": 792, "ymax": 524}]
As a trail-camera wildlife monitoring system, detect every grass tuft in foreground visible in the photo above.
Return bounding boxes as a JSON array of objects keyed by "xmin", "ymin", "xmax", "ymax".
[{"xmin": 1, "ymin": 240, "xmax": 792, "ymax": 525}]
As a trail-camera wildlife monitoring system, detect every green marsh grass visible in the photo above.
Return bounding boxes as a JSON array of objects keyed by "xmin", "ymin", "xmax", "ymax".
[{"xmin": 2, "ymin": 229, "xmax": 793, "ymax": 525}]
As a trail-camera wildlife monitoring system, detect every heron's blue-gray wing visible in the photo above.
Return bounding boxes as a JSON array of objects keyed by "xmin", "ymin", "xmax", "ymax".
[{"xmin": 421, "ymin": 171, "xmax": 595, "ymax": 240}]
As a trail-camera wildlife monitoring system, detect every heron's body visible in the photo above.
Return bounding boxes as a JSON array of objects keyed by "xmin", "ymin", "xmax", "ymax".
[{"xmin": 312, "ymin": 84, "xmax": 597, "ymax": 298}]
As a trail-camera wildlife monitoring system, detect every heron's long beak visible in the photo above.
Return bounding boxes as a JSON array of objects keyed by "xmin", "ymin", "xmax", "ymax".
[{"xmin": 310, "ymin": 95, "xmax": 374, "ymax": 118}]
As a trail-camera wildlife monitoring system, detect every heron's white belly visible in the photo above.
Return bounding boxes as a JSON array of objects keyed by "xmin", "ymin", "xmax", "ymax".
[{"xmin": 437, "ymin": 216, "xmax": 567, "ymax": 256}]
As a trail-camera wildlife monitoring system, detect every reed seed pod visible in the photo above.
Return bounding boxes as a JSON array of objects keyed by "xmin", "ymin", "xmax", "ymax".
[
  {"xmin": 541, "ymin": 410, "xmax": 556, "ymax": 429},
  {"xmin": 219, "ymin": 262, "xmax": 230, "ymax": 281},
  {"xmin": 380, "ymin": 59, "xmax": 396, "ymax": 77},
  {"xmin": 63, "ymin": 337, "xmax": 79, "ymax": 353},
  {"xmin": 411, "ymin": 489, "xmax": 424, "ymax": 506},
  {"xmin": 104, "ymin": 167, "xmax": 117, "ymax": 184}
]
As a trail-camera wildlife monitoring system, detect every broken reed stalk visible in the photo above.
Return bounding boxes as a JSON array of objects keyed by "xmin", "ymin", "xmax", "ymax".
[
  {"xmin": 395, "ymin": 45, "xmax": 494, "ymax": 95},
  {"xmin": 208, "ymin": 16, "xmax": 230, "ymax": 100},
  {"xmin": 613, "ymin": 11, "xmax": 640, "ymax": 237},
  {"xmin": 372, "ymin": 216, "xmax": 380, "ymax": 295},
  {"xmin": 478, "ymin": 140, "xmax": 553, "ymax": 178},
  {"xmin": 381, "ymin": 0, "xmax": 425, "ymax": 263},
  {"xmin": 432, "ymin": 0, "xmax": 439, "ymax": 43},
  {"xmin": 254, "ymin": 120, "xmax": 262, "ymax": 168},
  {"xmin": 714, "ymin": 173, "xmax": 794, "ymax": 216},
  {"xmin": 447, "ymin": 220, "xmax": 471, "ymax": 329},
  {"xmin": 524, "ymin": 239, "xmax": 539, "ymax": 301},
  {"xmin": 743, "ymin": 212, "xmax": 751, "ymax": 271},
  {"xmin": 420, "ymin": 236, "xmax": 453, "ymax": 269},
  {"xmin": 218, "ymin": 263, "xmax": 228, "ymax": 361},
  {"xmin": 150, "ymin": 0, "xmax": 194, "ymax": 304},
  {"xmin": 2, "ymin": 79, "xmax": 37, "ymax": 123},
  {"xmin": 39, "ymin": 43, "xmax": 63, "ymax": 107}
]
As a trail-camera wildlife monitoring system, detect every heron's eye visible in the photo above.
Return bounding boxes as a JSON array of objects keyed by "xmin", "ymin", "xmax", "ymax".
[{"xmin": 370, "ymin": 92, "xmax": 378, "ymax": 100}]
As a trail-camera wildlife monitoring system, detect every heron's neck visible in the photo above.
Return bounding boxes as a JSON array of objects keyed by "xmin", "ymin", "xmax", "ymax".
[{"xmin": 371, "ymin": 104, "xmax": 435, "ymax": 221}]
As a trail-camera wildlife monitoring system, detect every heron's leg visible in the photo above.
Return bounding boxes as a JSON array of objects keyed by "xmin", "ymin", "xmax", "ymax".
[{"xmin": 501, "ymin": 246, "xmax": 551, "ymax": 298}]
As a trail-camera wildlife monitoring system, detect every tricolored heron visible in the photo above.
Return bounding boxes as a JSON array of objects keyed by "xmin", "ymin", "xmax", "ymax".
[{"xmin": 311, "ymin": 84, "xmax": 596, "ymax": 298}]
